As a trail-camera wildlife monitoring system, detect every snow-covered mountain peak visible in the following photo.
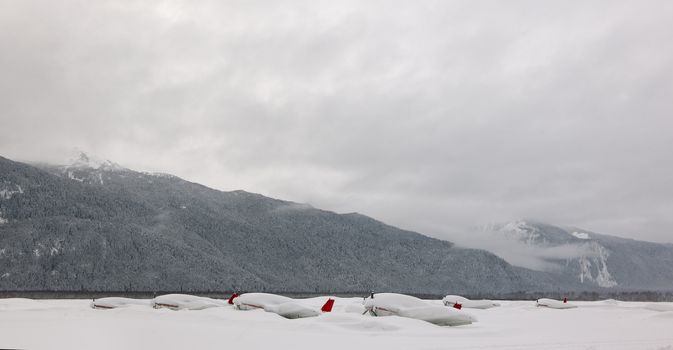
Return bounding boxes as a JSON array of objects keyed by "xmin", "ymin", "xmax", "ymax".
[
  {"xmin": 481, "ymin": 220, "xmax": 546, "ymax": 245},
  {"xmin": 484, "ymin": 220, "xmax": 589, "ymax": 246},
  {"xmin": 66, "ymin": 152, "xmax": 125, "ymax": 171},
  {"xmin": 499, "ymin": 220, "xmax": 541, "ymax": 244}
]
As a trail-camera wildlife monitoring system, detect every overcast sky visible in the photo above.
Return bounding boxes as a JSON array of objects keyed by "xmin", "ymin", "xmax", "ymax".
[{"xmin": 1, "ymin": 0, "xmax": 672, "ymax": 243}]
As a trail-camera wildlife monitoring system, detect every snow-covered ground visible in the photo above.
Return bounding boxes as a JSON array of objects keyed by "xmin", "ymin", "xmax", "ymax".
[{"xmin": 1, "ymin": 297, "xmax": 672, "ymax": 350}]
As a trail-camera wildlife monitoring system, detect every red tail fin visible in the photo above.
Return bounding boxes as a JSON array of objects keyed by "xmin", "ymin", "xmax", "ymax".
[
  {"xmin": 228, "ymin": 293, "xmax": 239, "ymax": 305},
  {"xmin": 453, "ymin": 303, "xmax": 462, "ymax": 310},
  {"xmin": 321, "ymin": 298, "xmax": 335, "ymax": 312}
]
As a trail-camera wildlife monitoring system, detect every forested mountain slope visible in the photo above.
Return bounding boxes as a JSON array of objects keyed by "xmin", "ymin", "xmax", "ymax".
[{"xmin": 0, "ymin": 154, "xmax": 582, "ymax": 293}]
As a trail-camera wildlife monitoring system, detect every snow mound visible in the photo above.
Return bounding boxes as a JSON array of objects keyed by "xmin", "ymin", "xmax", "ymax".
[
  {"xmin": 91, "ymin": 297, "xmax": 151, "ymax": 309},
  {"xmin": 536, "ymin": 298, "xmax": 577, "ymax": 309},
  {"xmin": 442, "ymin": 295, "xmax": 501, "ymax": 309},
  {"xmin": 151, "ymin": 294, "xmax": 227, "ymax": 310},
  {"xmin": 343, "ymin": 301, "xmax": 367, "ymax": 314}
]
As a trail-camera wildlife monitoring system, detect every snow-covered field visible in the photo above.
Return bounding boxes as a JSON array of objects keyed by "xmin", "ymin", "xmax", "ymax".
[{"xmin": 1, "ymin": 297, "xmax": 673, "ymax": 350}]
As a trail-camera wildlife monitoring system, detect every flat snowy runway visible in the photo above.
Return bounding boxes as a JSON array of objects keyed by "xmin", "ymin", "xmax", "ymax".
[{"xmin": 1, "ymin": 298, "xmax": 673, "ymax": 349}]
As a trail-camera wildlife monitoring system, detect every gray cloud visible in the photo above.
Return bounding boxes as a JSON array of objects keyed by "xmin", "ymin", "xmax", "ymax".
[{"xmin": 1, "ymin": 0, "xmax": 672, "ymax": 242}]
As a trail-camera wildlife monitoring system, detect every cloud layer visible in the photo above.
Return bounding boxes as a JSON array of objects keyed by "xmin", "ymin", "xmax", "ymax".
[
  {"xmin": 449, "ymin": 227, "xmax": 602, "ymax": 271},
  {"xmin": 1, "ymin": 0, "xmax": 672, "ymax": 242}
]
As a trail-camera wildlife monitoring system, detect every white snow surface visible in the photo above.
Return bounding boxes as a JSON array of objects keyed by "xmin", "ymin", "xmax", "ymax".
[
  {"xmin": 91, "ymin": 297, "xmax": 151, "ymax": 309},
  {"xmin": 644, "ymin": 303, "xmax": 673, "ymax": 312},
  {"xmin": 1, "ymin": 298, "xmax": 673, "ymax": 350},
  {"xmin": 442, "ymin": 295, "xmax": 501, "ymax": 309}
]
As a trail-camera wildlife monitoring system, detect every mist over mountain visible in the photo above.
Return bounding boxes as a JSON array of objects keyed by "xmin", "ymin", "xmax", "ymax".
[
  {"xmin": 454, "ymin": 221, "xmax": 673, "ymax": 291},
  {"xmin": 1, "ymin": 154, "xmax": 671, "ymax": 294}
]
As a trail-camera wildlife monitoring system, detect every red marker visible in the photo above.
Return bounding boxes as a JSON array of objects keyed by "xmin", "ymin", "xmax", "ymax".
[
  {"xmin": 321, "ymin": 298, "xmax": 335, "ymax": 312},
  {"xmin": 228, "ymin": 293, "xmax": 239, "ymax": 304}
]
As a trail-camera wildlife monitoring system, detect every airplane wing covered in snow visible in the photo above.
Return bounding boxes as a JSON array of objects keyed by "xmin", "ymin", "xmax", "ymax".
[
  {"xmin": 151, "ymin": 294, "xmax": 227, "ymax": 310},
  {"xmin": 442, "ymin": 295, "xmax": 501, "ymax": 309},
  {"xmin": 363, "ymin": 293, "xmax": 476, "ymax": 326}
]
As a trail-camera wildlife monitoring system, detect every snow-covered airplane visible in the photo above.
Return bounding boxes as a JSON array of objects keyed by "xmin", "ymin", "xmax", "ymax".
[
  {"xmin": 230, "ymin": 293, "xmax": 334, "ymax": 319},
  {"xmin": 442, "ymin": 295, "xmax": 501, "ymax": 309},
  {"xmin": 536, "ymin": 298, "xmax": 577, "ymax": 309},
  {"xmin": 363, "ymin": 293, "xmax": 476, "ymax": 326},
  {"xmin": 151, "ymin": 294, "xmax": 228, "ymax": 310},
  {"xmin": 90, "ymin": 297, "xmax": 150, "ymax": 309}
]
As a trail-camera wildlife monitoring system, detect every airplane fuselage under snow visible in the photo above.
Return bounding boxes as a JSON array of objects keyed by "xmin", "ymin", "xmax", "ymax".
[{"xmin": 232, "ymin": 293, "xmax": 334, "ymax": 319}]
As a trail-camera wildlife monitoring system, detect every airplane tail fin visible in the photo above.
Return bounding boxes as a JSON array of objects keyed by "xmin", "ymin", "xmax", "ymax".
[
  {"xmin": 563, "ymin": 297, "xmax": 567, "ymax": 303},
  {"xmin": 321, "ymin": 298, "xmax": 335, "ymax": 312},
  {"xmin": 228, "ymin": 293, "xmax": 240, "ymax": 305},
  {"xmin": 452, "ymin": 303, "xmax": 462, "ymax": 310}
]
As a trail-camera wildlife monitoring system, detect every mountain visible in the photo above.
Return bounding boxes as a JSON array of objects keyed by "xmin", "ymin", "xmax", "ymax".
[
  {"xmin": 485, "ymin": 221, "xmax": 673, "ymax": 291},
  {"xmin": 0, "ymin": 154, "xmax": 573, "ymax": 294}
]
